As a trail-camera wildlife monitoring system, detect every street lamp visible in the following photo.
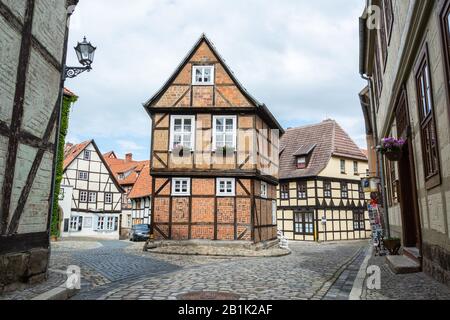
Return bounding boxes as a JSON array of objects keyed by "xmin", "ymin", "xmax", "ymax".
[{"xmin": 64, "ymin": 37, "xmax": 96, "ymax": 79}]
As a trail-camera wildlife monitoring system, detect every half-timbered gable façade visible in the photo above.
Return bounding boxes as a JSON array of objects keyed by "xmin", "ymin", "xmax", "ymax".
[
  {"xmin": 104, "ymin": 152, "xmax": 148, "ymax": 238},
  {"xmin": 128, "ymin": 163, "xmax": 152, "ymax": 226},
  {"xmin": 144, "ymin": 34, "xmax": 284, "ymax": 243},
  {"xmin": 277, "ymin": 120, "xmax": 371, "ymax": 242},
  {"xmin": 59, "ymin": 140, "xmax": 124, "ymax": 239}
]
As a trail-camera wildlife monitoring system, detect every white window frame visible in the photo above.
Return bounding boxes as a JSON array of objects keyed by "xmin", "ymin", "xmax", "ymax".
[
  {"xmin": 78, "ymin": 171, "xmax": 89, "ymax": 181},
  {"xmin": 272, "ymin": 201, "xmax": 277, "ymax": 225},
  {"xmin": 69, "ymin": 216, "xmax": 82, "ymax": 232},
  {"xmin": 79, "ymin": 191, "xmax": 88, "ymax": 203},
  {"xmin": 261, "ymin": 182, "xmax": 268, "ymax": 198},
  {"xmin": 216, "ymin": 178, "xmax": 235, "ymax": 197},
  {"xmin": 213, "ymin": 116, "xmax": 237, "ymax": 151},
  {"xmin": 88, "ymin": 192, "xmax": 97, "ymax": 203},
  {"xmin": 169, "ymin": 116, "xmax": 196, "ymax": 151},
  {"xmin": 192, "ymin": 65, "xmax": 215, "ymax": 85},
  {"xmin": 105, "ymin": 193, "xmax": 113, "ymax": 204},
  {"xmin": 172, "ymin": 178, "xmax": 191, "ymax": 196},
  {"xmin": 83, "ymin": 150, "xmax": 91, "ymax": 160},
  {"xmin": 58, "ymin": 188, "xmax": 65, "ymax": 200}
]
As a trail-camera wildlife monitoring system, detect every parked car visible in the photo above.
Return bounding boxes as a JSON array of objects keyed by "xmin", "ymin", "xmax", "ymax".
[{"xmin": 129, "ymin": 224, "xmax": 151, "ymax": 242}]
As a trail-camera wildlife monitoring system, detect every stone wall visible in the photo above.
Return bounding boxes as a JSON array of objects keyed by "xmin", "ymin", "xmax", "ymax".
[{"xmin": 364, "ymin": 0, "xmax": 450, "ymax": 285}]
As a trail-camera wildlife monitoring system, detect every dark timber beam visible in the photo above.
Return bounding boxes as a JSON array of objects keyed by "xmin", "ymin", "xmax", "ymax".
[{"xmin": 0, "ymin": 0, "xmax": 35, "ymax": 235}]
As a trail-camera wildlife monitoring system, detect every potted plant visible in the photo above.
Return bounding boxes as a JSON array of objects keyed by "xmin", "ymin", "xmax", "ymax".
[
  {"xmin": 384, "ymin": 237, "xmax": 401, "ymax": 255},
  {"xmin": 217, "ymin": 146, "xmax": 235, "ymax": 157},
  {"xmin": 172, "ymin": 145, "xmax": 191, "ymax": 157},
  {"xmin": 378, "ymin": 137, "xmax": 406, "ymax": 161}
]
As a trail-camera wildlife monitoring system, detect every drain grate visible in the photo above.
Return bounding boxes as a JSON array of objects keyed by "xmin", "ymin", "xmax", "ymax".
[{"xmin": 177, "ymin": 291, "xmax": 240, "ymax": 300}]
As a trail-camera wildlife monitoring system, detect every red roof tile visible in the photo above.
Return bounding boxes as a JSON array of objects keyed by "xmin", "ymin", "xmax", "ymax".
[
  {"xmin": 128, "ymin": 164, "xmax": 152, "ymax": 199},
  {"xmin": 63, "ymin": 140, "xmax": 92, "ymax": 170}
]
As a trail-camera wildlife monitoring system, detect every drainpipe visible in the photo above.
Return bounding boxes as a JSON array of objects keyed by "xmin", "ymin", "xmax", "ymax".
[{"xmin": 360, "ymin": 74, "xmax": 391, "ymax": 238}]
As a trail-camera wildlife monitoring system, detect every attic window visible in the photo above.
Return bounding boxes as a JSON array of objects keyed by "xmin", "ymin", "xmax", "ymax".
[
  {"xmin": 297, "ymin": 157, "xmax": 307, "ymax": 169},
  {"xmin": 192, "ymin": 65, "xmax": 214, "ymax": 85}
]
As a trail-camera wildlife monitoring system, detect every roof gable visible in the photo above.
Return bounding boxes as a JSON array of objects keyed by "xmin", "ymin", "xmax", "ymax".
[
  {"xmin": 144, "ymin": 34, "xmax": 261, "ymax": 108},
  {"xmin": 128, "ymin": 163, "xmax": 152, "ymax": 199},
  {"xmin": 280, "ymin": 120, "xmax": 367, "ymax": 180},
  {"xmin": 63, "ymin": 140, "xmax": 124, "ymax": 193}
]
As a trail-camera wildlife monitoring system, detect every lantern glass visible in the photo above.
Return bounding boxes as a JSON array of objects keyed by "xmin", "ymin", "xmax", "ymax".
[{"xmin": 75, "ymin": 37, "xmax": 96, "ymax": 67}]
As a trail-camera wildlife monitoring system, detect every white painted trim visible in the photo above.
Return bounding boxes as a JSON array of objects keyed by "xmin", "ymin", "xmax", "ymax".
[
  {"xmin": 216, "ymin": 178, "xmax": 236, "ymax": 197},
  {"xmin": 169, "ymin": 115, "xmax": 196, "ymax": 152},
  {"xmin": 192, "ymin": 65, "xmax": 215, "ymax": 85},
  {"xmin": 172, "ymin": 178, "xmax": 191, "ymax": 196},
  {"xmin": 212, "ymin": 115, "xmax": 237, "ymax": 151},
  {"xmin": 261, "ymin": 181, "xmax": 268, "ymax": 198}
]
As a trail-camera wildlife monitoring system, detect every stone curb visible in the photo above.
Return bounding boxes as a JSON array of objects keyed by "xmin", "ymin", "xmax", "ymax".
[
  {"xmin": 31, "ymin": 285, "xmax": 79, "ymax": 301},
  {"xmin": 349, "ymin": 244, "xmax": 373, "ymax": 300},
  {"xmin": 310, "ymin": 246, "xmax": 365, "ymax": 300},
  {"xmin": 145, "ymin": 247, "xmax": 291, "ymax": 258}
]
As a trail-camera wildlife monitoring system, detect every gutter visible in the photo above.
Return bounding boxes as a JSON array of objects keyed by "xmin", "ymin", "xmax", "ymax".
[{"xmin": 359, "ymin": 14, "xmax": 391, "ymax": 238}]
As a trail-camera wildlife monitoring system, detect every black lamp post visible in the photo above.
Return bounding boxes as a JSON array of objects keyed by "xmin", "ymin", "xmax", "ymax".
[{"xmin": 64, "ymin": 37, "xmax": 97, "ymax": 80}]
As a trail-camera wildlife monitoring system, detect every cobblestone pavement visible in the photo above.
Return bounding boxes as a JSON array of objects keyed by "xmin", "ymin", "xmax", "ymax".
[
  {"xmin": 361, "ymin": 255, "xmax": 450, "ymax": 300},
  {"xmin": 92, "ymin": 241, "xmax": 368, "ymax": 300}
]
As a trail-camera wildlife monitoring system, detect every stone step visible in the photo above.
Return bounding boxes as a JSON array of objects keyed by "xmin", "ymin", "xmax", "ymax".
[
  {"xmin": 386, "ymin": 255, "xmax": 421, "ymax": 274},
  {"xmin": 403, "ymin": 247, "xmax": 422, "ymax": 264}
]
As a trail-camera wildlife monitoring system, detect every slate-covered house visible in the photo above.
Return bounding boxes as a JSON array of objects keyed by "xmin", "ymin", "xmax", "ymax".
[{"xmin": 277, "ymin": 120, "xmax": 371, "ymax": 242}]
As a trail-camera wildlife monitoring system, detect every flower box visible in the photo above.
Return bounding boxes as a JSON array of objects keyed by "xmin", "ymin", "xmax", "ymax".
[
  {"xmin": 172, "ymin": 145, "xmax": 191, "ymax": 157},
  {"xmin": 384, "ymin": 238, "xmax": 401, "ymax": 255}
]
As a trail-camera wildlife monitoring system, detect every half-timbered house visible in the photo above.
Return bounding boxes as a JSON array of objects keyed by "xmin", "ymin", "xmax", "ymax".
[
  {"xmin": 144, "ymin": 34, "xmax": 284, "ymax": 243},
  {"xmin": 0, "ymin": 0, "xmax": 78, "ymax": 291},
  {"xmin": 104, "ymin": 152, "xmax": 148, "ymax": 237},
  {"xmin": 128, "ymin": 163, "xmax": 152, "ymax": 226},
  {"xmin": 277, "ymin": 120, "xmax": 371, "ymax": 242},
  {"xmin": 59, "ymin": 140, "xmax": 124, "ymax": 239}
]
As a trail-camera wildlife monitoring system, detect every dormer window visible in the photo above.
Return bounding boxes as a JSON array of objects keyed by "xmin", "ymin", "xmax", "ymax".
[
  {"xmin": 293, "ymin": 144, "xmax": 316, "ymax": 170},
  {"xmin": 297, "ymin": 157, "xmax": 307, "ymax": 169},
  {"xmin": 192, "ymin": 65, "xmax": 214, "ymax": 85}
]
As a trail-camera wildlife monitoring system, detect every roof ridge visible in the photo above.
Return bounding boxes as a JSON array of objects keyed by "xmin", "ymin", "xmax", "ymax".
[{"xmin": 286, "ymin": 120, "xmax": 335, "ymax": 132}]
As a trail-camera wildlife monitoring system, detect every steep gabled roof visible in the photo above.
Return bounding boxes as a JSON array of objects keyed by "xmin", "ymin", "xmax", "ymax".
[
  {"xmin": 104, "ymin": 154, "xmax": 148, "ymax": 187},
  {"xmin": 63, "ymin": 140, "xmax": 124, "ymax": 193},
  {"xmin": 128, "ymin": 163, "xmax": 152, "ymax": 199},
  {"xmin": 63, "ymin": 140, "xmax": 91, "ymax": 170},
  {"xmin": 280, "ymin": 120, "xmax": 367, "ymax": 180},
  {"xmin": 143, "ymin": 34, "xmax": 284, "ymax": 133}
]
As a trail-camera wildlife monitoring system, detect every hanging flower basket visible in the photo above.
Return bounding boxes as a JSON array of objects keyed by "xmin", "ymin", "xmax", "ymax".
[{"xmin": 378, "ymin": 137, "xmax": 406, "ymax": 162}]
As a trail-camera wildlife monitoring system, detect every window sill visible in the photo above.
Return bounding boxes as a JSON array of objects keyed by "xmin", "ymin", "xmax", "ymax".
[{"xmin": 425, "ymin": 174, "xmax": 441, "ymax": 191}]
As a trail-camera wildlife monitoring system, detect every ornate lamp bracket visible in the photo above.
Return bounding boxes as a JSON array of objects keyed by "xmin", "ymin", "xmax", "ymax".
[{"xmin": 64, "ymin": 66, "xmax": 91, "ymax": 80}]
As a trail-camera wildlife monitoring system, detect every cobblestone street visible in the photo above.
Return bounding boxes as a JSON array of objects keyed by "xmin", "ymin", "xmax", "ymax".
[
  {"xmin": 67, "ymin": 240, "xmax": 368, "ymax": 300},
  {"xmin": 3, "ymin": 239, "xmax": 450, "ymax": 301}
]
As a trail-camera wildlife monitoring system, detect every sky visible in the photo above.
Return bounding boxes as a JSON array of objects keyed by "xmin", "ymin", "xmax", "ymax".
[{"xmin": 66, "ymin": 0, "xmax": 366, "ymax": 161}]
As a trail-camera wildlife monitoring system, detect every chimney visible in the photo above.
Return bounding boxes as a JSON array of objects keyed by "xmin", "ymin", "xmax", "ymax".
[
  {"xmin": 65, "ymin": 142, "xmax": 73, "ymax": 149},
  {"xmin": 125, "ymin": 153, "xmax": 133, "ymax": 163}
]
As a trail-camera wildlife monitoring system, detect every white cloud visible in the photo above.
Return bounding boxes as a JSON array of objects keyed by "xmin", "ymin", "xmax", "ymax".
[{"xmin": 65, "ymin": 0, "xmax": 367, "ymax": 159}]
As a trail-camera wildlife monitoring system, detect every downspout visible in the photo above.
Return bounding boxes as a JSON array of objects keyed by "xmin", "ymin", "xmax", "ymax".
[{"xmin": 359, "ymin": 17, "xmax": 391, "ymax": 238}]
